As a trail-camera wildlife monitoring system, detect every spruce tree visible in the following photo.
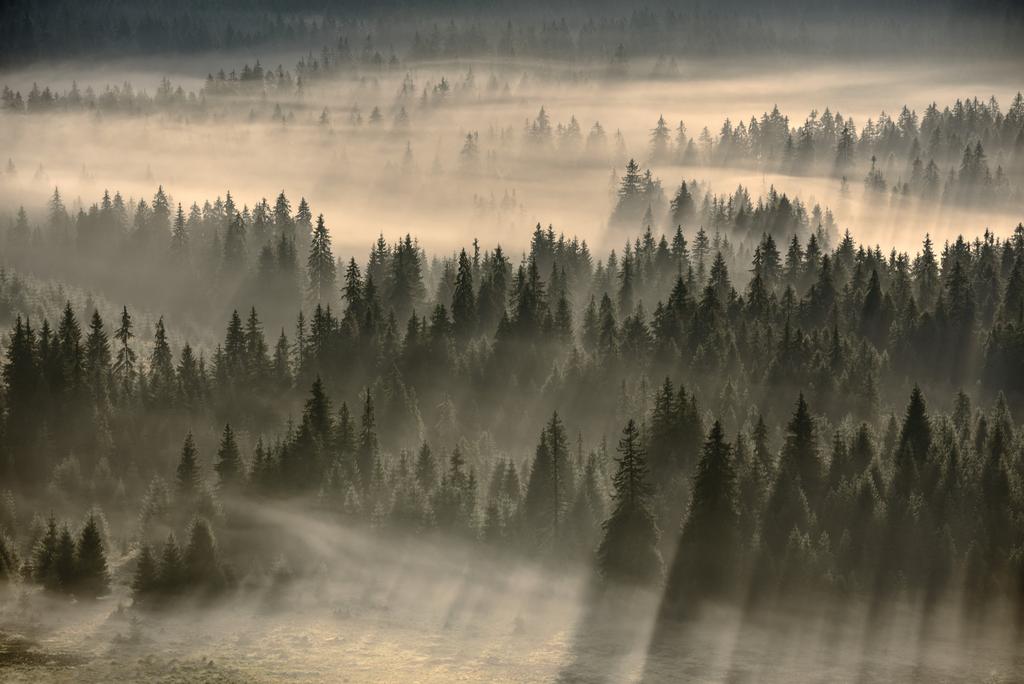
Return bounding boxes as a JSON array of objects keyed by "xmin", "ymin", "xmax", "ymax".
[
  {"xmin": 84, "ymin": 309, "xmax": 111, "ymax": 399},
  {"xmin": 176, "ymin": 432, "xmax": 201, "ymax": 496},
  {"xmin": 55, "ymin": 524, "xmax": 76, "ymax": 592},
  {"xmin": 451, "ymin": 248, "xmax": 477, "ymax": 344},
  {"xmin": 669, "ymin": 181, "xmax": 695, "ymax": 226},
  {"xmin": 56, "ymin": 301, "xmax": 84, "ymax": 397},
  {"xmin": 762, "ymin": 395, "xmax": 818, "ymax": 558},
  {"xmin": 222, "ymin": 211, "xmax": 247, "ymax": 272},
  {"xmin": 358, "ymin": 390, "xmax": 378, "ymax": 489},
  {"xmin": 306, "ymin": 213, "xmax": 336, "ymax": 305},
  {"xmin": 892, "ymin": 385, "xmax": 931, "ymax": 497},
  {"xmin": 149, "ymin": 317, "xmax": 175, "ymax": 405},
  {"xmin": 75, "ymin": 513, "xmax": 109, "ymax": 597},
  {"xmin": 157, "ymin": 533, "xmax": 184, "ymax": 594},
  {"xmin": 170, "ymin": 202, "xmax": 188, "ymax": 261},
  {"xmin": 214, "ymin": 423, "xmax": 242, "ymax": 489},
  {"xmin": 0, "ymin": 533, "xmax": 17, "ymax": 583},
  {"xmin": 132, "ymin": 543, "xmax": 158, "ymax": 604},
  {"xmin": 664, "ymin": 421, "xmax": 738, "ymax": 609},
  {"xmin": 113, "ymin": 306, "xmax": 136, "ymax": 394},
  {"xmin": 184, "ymin": 518, "xmax": 221, "ymax": 591},
  {"xmin": 415, "ymin": 442, "xmax": 437, "ymax": 492},
  {"xmin": 342, "ymin": 257, "xmax": 364, "ymax": 324},
  {"xmin": 32, "ymin": 515, "xmax": 60, "ymax": 589},
  {"xmin": 596, "ymin": 418, "xmax": 663, "ymax": 585}
]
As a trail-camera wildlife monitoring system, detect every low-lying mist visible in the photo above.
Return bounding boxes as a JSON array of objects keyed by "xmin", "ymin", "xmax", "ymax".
[
  {"xmin": 2, "ymin": 56, "xmax": 1021, "ymax": 262},
  {"xmin": 2, "ymin": 500, "xmax": 1022, "ymax": 682}
]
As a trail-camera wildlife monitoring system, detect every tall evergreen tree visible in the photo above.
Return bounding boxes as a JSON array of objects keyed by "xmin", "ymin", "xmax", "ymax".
[
  {"xmin": 75, "ymin": 513, "xmax": 109, "ymax": 597},
  {"xmin": 176, "ymin": 432, "xmax": 201, "ymax": 496},
  {"xmin": 451, "ymin": 248, "xmax": 477, "ymax": 344},
  {"xmin": 113, "ymin": 306, "xmax": 136, "ymax": 394},
  {"xmin": 214, "ymin": 423, "xmax": 242, "ymax": 489},
  {"xmin": 132, "ymin": 543, "xmax": 158, "ymax": 604},
  {"xmin": 306, "ymin": 213, "xmax": 336, "ymax": 306},
  {"xmin": 664, "ymin": 421, "xmax": 738, "ymax": 610},
  {"xmin": 84, "ymin": 309, "xmax": 111, "ymax": 399},
  {"xmin": 596, "ymin": 418, "xmax": 663, "ymax": 585}
]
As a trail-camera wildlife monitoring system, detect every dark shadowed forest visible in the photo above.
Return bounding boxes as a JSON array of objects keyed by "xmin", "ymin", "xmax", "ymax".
[{"xmin": 1, "ymin": 1, "xmax": 1023, "ymax": 682}]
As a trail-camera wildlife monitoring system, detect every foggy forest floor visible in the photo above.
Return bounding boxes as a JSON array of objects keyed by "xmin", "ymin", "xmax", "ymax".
[
  {"xmin": 2, "ymin": 562, "xmax": 1023, "ymax": 683},
  {"xmin": 1, "ymin": 507, "xmax": 1021, "ymax": 682}
]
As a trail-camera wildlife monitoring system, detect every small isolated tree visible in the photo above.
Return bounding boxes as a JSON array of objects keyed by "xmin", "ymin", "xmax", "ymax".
[{"xmin": 597, "ymin": 419, "xmax": 663, "ymax": 585}]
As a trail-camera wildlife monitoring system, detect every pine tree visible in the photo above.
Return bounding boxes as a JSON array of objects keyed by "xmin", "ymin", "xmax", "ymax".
[
  {"xmin": 0, "ymin": 533, "xmax": 16, "ymax": 583},
  {"xmin": 405, "ymin": 442, "xmax": 433, "ymax": 496},
  {"xmin": 650, "ymin": 115, "xmax": 671, "ymax": 162},
  {"xmin": 892, "ymin": 385, "xmax": 931, "ymax": 497},
  {"xmin": 358, "ymin": 390, "xmax": 378, "ymax": 489},
  {"xmin": 84, "ymin": 309, "xmax": 111, "ymax": 400},
  {"xmin": 176, "ymin": 432, "xmax": 201, "ymax": 495},
  {"xmin": 451, "ymin": 248, "xmax": 477, "ymax": 344},
  {"xmin": 149, "ymin": 317, "xmax": 175, "ymax": 405},
  {"xmin": 184, "ymin": 518, "xmax": 221, "ymax": 591},
  {"xmin": 157, "ymin": 533, "xmax": 184, "ymax": 594},
  {"xmin": 834, "ymin": 123, "xmax": 855, "ymax": 176},
  {"xmin": 762, "ymin": 394, "xmax": 818, "ymax": 557},
  {"xmin": 669, "ymin": 181, "xmax": 695, "ymax": 226},
  {"xmin": 307, "ymin": 214, "xmax": 336, "ymax": 305},
  {"xmin": 132, "ymin": 543, "xmax": 158, "ymax": 604},
  {"xmin": 32, "ymin": 515, "xmax": 60, "ymax": 589},
  {"xmin": 170, "ymin": 202, "xmax": 189, "ymax": 261},
  {"xmin": 56, "ymin": 301, "xmax": 84, "ymax": 397},
  {"xmin": 860, "ymin": 269, "xmax": 887, "ymax": 347},
  {"xmin": 342, "ymin": 258, "xmax": 364, "ymax": 324},
  {"xmin": 786, "ymin": 394, "xmax": 820, "ymax": 492},
  {"xmin": 113, "ymin": 306, "xmax": 136, "ymax": 394},
  {"xmin": 612, "ymin": 159, "xmax": 644, "ymax": 225},
  {"xmin": 222, "ymin": 211, "xmax": 247, "ymax": 272},
  {"xmin": 214, "ymin": 423, "xmax": 242, "ymax": 489},
  {"xmin": 55, "ymin": 523, "xmax": 76, "ymax": 592},
  {"xmin": 75, "ymin": 513, "xmax": 109, "ymax": 597},
  {"xmin": 596, "ymin": 419, "xmax": 663, "ymax": 585},
  {"xmin": 665, "ymin": 421, "xmax": 738, "ymax": 608}
]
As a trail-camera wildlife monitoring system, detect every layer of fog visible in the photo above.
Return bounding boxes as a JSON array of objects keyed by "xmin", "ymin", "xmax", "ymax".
[
  {"xmin": 2, "ymin": 502, "xmax": 1022, "ymax": 682},
  {"xmin": 1, "ymin": 56, "xmax": 1021, "ymax": 264}
]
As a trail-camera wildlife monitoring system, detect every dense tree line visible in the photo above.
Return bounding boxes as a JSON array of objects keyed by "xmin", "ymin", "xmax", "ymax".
[
  {"xmin": 5, "ymin": 1, "xmax": 1021, "ymax": 68},
  {"xmin": 0, "ymin": 2, "xmax": 341, "ymax": 68},
  {"xmin": 2, "ymin": 201, "xmax": 1024, "ymax": 612}
]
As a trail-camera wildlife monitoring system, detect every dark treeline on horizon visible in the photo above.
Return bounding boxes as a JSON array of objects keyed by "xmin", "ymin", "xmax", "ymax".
[{"xmin": 2, "ymin": 0, "xmax": 1023, "ymax": 68}]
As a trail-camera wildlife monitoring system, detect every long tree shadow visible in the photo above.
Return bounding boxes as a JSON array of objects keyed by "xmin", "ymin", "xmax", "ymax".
[{"xmin": 555, "ymin": 574, "xmax": 663, "ymax": 683}]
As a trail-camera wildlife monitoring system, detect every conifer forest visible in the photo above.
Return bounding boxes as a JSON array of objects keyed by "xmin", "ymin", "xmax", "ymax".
[{"xmin": 1, "ymin": 0, "xmax": 1024, "ymax": 681}]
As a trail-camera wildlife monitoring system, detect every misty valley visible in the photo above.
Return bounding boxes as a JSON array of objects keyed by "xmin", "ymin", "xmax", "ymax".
[{"xmin": 1, "ymin": 1, "xmax": 1024, "ymax": 682}]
